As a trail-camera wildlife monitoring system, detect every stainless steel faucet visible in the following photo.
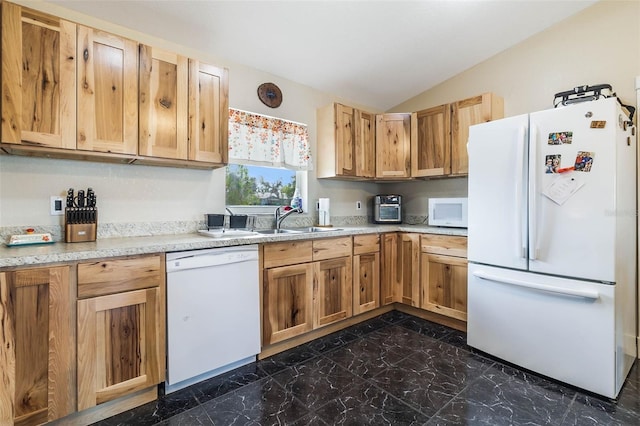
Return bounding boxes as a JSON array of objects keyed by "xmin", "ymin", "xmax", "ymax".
[{"xmin": 275, "ymin": 206, "xmax": 303, "ymax": 230}]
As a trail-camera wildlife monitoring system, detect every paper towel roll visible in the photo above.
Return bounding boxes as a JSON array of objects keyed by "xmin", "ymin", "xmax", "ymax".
[{"xmin": 318, "ymin": 198, "xmax": 330, "ymax": 226}]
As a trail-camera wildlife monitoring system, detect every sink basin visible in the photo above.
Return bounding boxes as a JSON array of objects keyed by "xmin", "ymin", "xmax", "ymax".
[
  {"xmin": 255, "ymin": 229, "xmax": 304, "ymax": 235},
  {"xmin": 296, "ymin": 227, "xmax": 343, "ymax": 233},
  {"xmin": 198, "ymin": 229, "xmax": 259, "ymax": 238}
]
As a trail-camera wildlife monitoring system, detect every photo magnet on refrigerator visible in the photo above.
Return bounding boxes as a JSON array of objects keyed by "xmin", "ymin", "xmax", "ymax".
[
  {"xmin": 574, "ymin": 151, "xmax": 594, "ymax": 172},
  {"xmin": 548, "ymin": 131, "xmax": 573, "ymax": 145},
  {"xmin": 545, "ymin": 154, "xmax": 561, "ymax": 173}
]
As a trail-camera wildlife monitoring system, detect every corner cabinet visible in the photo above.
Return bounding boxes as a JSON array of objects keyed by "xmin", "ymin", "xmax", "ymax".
[
  {"xmin": 76, "ymin": 254, "xmax": 166, "ymax": 411},
  {"xmin": 376, "ymin": 113, "xmax": 411, "ymax": 179},
  {"xmin": 316, "ymin": 103, "xmax": 376, "ymax": 179},
  {"xmin": 1, "ymin": 2, "xmax": 77, "ymax": 149},
  {"xmin": 411, "ymin": 93, "xmax": 504, "ymax": 177},
  {"xmin": 0, "ymin": 266, "xmax": 76, "ymax": 426},
  {"xmin": 420, "ymin": 235, "xmax": 468, "ymax": 321},
  {"xmin": 262, "ymin": 237, "xmax": 353, "ymax": 345}
]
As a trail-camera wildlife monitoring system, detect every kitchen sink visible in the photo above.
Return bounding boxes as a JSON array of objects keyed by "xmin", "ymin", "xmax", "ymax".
[
  {"xmin": 294, "ymin": 227, "xmax": 343, "ymax": 233},
  {"xmin": 255, "ymin": 229, "xmax": 304, "ymax": 235}
]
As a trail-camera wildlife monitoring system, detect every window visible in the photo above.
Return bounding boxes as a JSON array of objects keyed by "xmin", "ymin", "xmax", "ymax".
[{"xmin": 226, "ymin": 109, "xmax": 311, "ymax": 214}]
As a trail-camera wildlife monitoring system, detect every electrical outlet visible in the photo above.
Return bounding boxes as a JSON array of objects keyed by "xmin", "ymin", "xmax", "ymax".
[
  {"xmin": 356, "ymin": 201, "xmax": 362, "ymax": 210},
  {"xmin": 50, "ymin": 196, "xmax": 64, "ymax": 216}
]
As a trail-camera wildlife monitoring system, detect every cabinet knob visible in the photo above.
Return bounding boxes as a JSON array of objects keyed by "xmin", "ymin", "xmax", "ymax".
[{"xmin": 83, "ymin": 49, "xmax": 89, "ymax": 61}]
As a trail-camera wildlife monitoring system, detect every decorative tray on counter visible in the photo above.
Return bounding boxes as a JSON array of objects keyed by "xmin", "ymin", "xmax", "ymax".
[{"xmin": 6, "ymin": 233, "xmax": 54, "ymax": 247}]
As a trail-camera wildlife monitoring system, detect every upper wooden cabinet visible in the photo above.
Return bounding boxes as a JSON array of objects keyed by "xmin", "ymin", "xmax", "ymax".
[
  {"xmin": 188, "ymin": 60, "xmax": 229, "ymax": 163},
  {"xmin": 0, "ymin": 2, "xmax": 229, "ymax": 168},
  {"xmin": 412, "ymin": 93, "xmax": 503, "ymax": 177},
  {"xmin": 316, "ymin": 103, "xmax": 376, "ymax": 179},
  {"xmin": 1, "ymin": 2, "xmax": 77, "ymax": 149},
  {"xmin": 77, "ymin": 26, "xmax": 138, "ymax": 154},
  {"xmin": 0, "ymin": 266, "xmax": 75, "ymax": 426},
  {"xmin": 376, "ymin": 113, "xmax": 411, "ymax": 179},
  {"xmin": 139, "ymin": 45, "xmax": 189, "ymax": 160}
]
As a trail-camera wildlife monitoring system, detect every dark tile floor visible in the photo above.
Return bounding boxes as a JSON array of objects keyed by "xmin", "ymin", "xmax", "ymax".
[{"xmin": 93, "ymin": 312, "xmax": 640, "ymax": 425}]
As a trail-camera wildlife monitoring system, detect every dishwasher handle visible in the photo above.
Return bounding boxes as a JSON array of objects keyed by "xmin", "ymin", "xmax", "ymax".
[{"xmin": 166, "ymin": 247, "xmax": 258, "ymax": 273}]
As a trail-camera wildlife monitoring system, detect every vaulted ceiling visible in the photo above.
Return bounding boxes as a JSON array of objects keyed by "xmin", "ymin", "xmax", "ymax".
[{"xmin": 51, "ymin": 0, "xmax": 597, "ymax": 110}]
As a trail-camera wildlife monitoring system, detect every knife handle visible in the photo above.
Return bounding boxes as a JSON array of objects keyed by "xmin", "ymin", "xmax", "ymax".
[
  {"xmin": 66, "ymin": 188, "xmax": 75, "ymax": 208},
  {"xmin": 77, "ymin": 190, "xmax": 85, "ymax": 208}
]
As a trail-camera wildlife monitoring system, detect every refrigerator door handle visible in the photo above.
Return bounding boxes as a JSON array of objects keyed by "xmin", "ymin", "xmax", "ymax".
[
  {"xmin": 529, "ymin": 124, "xmax": 538, "ymax": 260},
  {"xmin": 472, "ymin": 270, "xmax": 600, "ymax": 300},
  {"xmin": 515, "ymin": 126, "xmax": 526, "ymax": 258}
]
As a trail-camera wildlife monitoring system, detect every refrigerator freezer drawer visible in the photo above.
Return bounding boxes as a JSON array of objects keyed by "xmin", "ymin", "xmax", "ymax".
[{"xmin": 467, "ymin": 263, "xmax": 619, "ymax": 398}]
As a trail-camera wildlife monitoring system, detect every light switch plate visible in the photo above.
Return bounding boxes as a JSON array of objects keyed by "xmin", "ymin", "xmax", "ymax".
[{"xmin": 50, "ymin": 196, "xmax": 64, "ymax": 216}]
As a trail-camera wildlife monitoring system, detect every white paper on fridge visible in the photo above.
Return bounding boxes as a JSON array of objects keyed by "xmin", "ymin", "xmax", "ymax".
[{"xmin": 543, "ymin": 175, "xmax": 585, "ymax": 205}]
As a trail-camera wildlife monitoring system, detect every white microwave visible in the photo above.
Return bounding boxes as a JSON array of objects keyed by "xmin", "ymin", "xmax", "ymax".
[{"xmin": 428, "ymin": 197, "xmax": 468, "ymax": 228}]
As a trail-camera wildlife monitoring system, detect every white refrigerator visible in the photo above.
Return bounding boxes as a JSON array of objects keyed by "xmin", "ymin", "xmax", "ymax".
[{"xmin": 467, "ymin": 97, "xmax": 637, "ymax": 399}]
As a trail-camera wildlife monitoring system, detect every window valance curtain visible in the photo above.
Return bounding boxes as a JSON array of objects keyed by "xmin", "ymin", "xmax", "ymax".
[{"xmin": 228, "ymin": 108, "xmax": 313, "ymax": 170}]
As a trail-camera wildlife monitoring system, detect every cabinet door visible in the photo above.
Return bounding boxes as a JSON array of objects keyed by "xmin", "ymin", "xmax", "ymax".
[
  {"xmin": 451, "ymin": 93, "xmax": 503, "ymax": 176},
  {"xmin": 380, "ymin": 233, "xmax": 399, "ymax": 305},
  {"xmin": 0, "ymin": 267, "xmax": 75, "ymax": 426},
  {"xmin": 77, "ymin": 26, "xmax": 138, "ymax": 154},
  {"xmin": 376, "ymin": 114, "xmax": 411, "ymax": 178},
  {"xmin": 411, "ymin": 104, "xmax": 451, "ymax": 177},
  {"xmin": 399, "ymin": 233, "xmax": 420, "ymax": 307},
  {"xmin": 139, "ymin": 45, "xmax": 189, "ymax": 160},
  {"xmin": 1, "ymin": 3, "xmax": 76, "ymax": 148},
  {"xmin": 263, "ymin": 264, "xmax": 314, "ymax": 345},
  {"xmin": 313, "ymin": 257, "xmax": 352, "ymax": 328},
  {"xmin": 335, "ymin": 104, "xmax": 356, "ymax": 177},
  {"xmin": 77, "ymin": 287, "xmax": 164, "ymax": 410},
  {"xmin": 355, "ymin": 109, "xmax": 376, "ymax": 178},
  {"xmin": 188, "ymin": 60, "xmax": 229, "ymax": 163},
  {"xmin": 421, "ymin": 253, "xmax": 468, "ymax": 321},
  {"xmin": 353, "ymin": 252, "xmax": 380, "ymax": 315}
]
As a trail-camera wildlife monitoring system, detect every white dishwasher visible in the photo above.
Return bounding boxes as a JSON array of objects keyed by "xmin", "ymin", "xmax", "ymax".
[{"xmin": 165, "ymin": 245, "xmax": 260, "ymax": 393}]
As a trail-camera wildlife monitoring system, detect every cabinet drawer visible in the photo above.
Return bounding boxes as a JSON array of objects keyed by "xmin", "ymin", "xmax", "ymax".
[
  {"xmin": 421, "ymin": 235, "xmax": 467, "ymax": 257},
  {"xmin": 353, "ymin": 234, "xmax": 380, "ymax": 255},
  {"xmin": 313, "ymin": 237, "xmax": 352, "ymax": 261},
  {"xmin": 263, "ymin": 241, "xmax": 313, "ymax": 268},
  {"xmin": 77, "ymin": 254, "xmax": 163, "ymax": 298}
]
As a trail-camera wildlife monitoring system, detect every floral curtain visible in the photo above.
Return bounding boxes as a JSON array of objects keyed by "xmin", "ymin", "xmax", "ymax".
[{"xmin": 228, "ymin": 109, "xmax": 313, "ymax": 170}]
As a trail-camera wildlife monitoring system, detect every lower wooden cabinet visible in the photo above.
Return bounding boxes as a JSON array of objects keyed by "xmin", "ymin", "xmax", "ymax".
[
  {"xmin": 0, "ymin": 267, "xmax": 75, "ymax": 426},
  {"xmin": 353, "ymin": 234, "xmax": 381, "ymax": 315},
  {"xmin": 398, "ymin": 233, "xmax": 420, "ymax": 307},
  {"xmin": 262, "ymin": 237, "xmax": 353, "ymax": 345},
  {"xmin": 380, "ymin": 233, "xmax": 398, "ymax": 305},
  {"xmin": 76, "ymin": 255, "xmax": 165, "ymax": 411},
  {"xmin": 420, "ymin": 235, "xmax": 468, "ymax": 321},
  {"xmin": 314, "ymin": 256, "xmax": 352, "ymax": 328},
  {"xmin": 263, "ymin": 263, "xmax": 314, "ymax": 345}
]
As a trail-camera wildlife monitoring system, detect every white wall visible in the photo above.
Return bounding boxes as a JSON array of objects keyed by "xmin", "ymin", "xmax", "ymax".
[
  {"xmin": 0, "ymin": 0, "xmax": 381, "ymax": 229},
  {"xmin": 385, "ymin": 0, "xmax": 640, "ymax": 216}
]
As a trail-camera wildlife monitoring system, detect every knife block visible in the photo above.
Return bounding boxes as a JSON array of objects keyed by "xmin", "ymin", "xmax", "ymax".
[{"xmin": 65, "ymin": 208, "xmax": 98, "ymax": 243}]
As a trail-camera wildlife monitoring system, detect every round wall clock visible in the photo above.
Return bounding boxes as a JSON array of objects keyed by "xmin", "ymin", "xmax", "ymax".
[{"xmin": 257, "ymin": 82, "xmax": 282, "ymax": 108}]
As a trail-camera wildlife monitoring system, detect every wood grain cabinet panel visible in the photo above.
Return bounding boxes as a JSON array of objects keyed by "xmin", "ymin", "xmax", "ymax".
[
  {"xmin": 353, "ymin": 234, "xmax": 380, "ymax": 315},
  {"xmin": 376, "ymin": 113, "xmax": 411, "ymax": 179},
  {"xmin": 380, "ymin": 233, "xmax": 399, "ymax": 305},
  {"xmin": 77, "ymin": 26, "xmax": 138, "ymax": 154},
  {"xmin": 0, "ymin": 267, "xmax": 75, "ymax": 426},
  {"xmin": 263, "ymin": 263, "xmax": 314, "ymax": 345},
  {"xmin": 313, "ymin": 256, "xmax": 352, "ymax": 328},
  {"xmin": 77, "ymin": 287, "xmax": 164, "ymax": 410},
  {"xmin": 139, "ymin": 45, "xmax": 189, "ymax": 160},
  {"xmin": 420, "ymin": 235, "xmax": 468, "ymax": 322},
  {"xmin": 316, "ymin": 103, "xmax": 376, "ymax": 179},
  {"xmin": 398, "ymin": 233, "xmax": 420, "ymax": 307},
  {"xmin": 188, "ymin": 60, "xmax": 229, "ymax": 163},
  {"xmin": 1, "ymin": 2, "xmax": 76, "ymax": 149},
  {"xmin": 411, "ymin": 93, "xmax": 503, "ymax": 177}
]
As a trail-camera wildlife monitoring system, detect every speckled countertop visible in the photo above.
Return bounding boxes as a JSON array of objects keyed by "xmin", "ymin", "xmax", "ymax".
[{"xmin": 0, "ymin": 225, "xmax": 467, "ymax": 268}]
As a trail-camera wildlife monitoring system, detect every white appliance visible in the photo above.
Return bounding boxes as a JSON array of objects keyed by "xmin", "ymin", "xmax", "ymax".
[
  {"xmin": 467, "ymin": 97, "xmax": 636, "ymax": 399},
  {"xmin": 165, "ymin": 245, "xmax": 260, "ymax": 393},
  {"xmin": 428, "ymin": 197, "xmax": 468, "ymax": 228}
]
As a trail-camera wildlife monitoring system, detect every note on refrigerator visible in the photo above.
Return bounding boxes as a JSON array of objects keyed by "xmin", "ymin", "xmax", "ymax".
[{"xmin": 543, "ymin": 175, "xmax": 585, "ymax": 205}]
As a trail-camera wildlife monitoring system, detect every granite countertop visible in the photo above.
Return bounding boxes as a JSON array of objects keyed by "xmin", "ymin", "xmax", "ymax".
[{"xmin": 0, "ymin": 225, "xmax": 467, "ymax": 268}]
